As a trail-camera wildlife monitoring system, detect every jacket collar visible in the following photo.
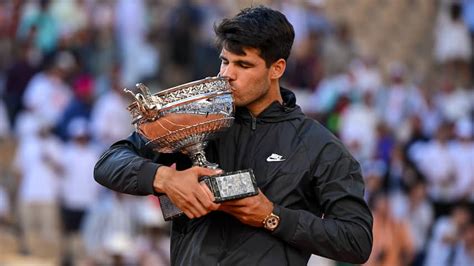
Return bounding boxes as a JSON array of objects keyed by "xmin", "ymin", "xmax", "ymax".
[{"xmin": 235, "ymin": 87, "xmax": 303, "ymax": 123}]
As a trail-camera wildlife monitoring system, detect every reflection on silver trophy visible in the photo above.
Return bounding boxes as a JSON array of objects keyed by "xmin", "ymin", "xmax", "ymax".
[{"xmin": 124, "ymin": 77, "xmax": 258, "ymax": 220}]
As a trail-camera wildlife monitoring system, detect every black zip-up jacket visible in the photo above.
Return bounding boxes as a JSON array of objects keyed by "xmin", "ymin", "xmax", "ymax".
[{"xmin": 94, "ymin": 88, "xmax": 373, "ymax": 265}]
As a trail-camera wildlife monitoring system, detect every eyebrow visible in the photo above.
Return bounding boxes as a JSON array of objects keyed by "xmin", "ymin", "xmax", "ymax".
[{"xmin": 219, "ymin": 55, "xmax": 256, "ymax": 67}]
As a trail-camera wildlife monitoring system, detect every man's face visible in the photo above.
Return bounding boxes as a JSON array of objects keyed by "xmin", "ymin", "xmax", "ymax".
[{"xmin": 218, "ymin": 47, "xmax": 272, "ymax": 109}]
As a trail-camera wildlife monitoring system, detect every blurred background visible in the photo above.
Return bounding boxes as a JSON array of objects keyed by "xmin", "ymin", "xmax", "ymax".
[{"xmin": 0, "ymin": 0, "xmax": 473, "ymax": 265}]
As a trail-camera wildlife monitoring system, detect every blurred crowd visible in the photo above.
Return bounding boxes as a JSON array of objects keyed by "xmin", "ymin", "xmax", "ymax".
[{"xmin": 0, "ymin": 0, "xmax": 472, "ymax": 265}]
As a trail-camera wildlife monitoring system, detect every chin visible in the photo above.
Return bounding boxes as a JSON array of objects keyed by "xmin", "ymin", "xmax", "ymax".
[
  {"xmin": 234, "ymin": 101, "xmax": 245, "ymax": 107},
  {"xmin": 232, "ymin": 96, "xmax": 243, "ymax": 106}
]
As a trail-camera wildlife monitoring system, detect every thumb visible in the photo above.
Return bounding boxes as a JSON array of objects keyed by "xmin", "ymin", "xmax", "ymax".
[{"xmin": 194, "ymin": 166, "xmax": 223, "ymax": 177}]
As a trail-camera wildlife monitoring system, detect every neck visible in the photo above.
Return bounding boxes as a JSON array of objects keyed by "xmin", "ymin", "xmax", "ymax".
[{"xmin": 247, "ymin": 80, "xmax": 282, "ymax": 117}]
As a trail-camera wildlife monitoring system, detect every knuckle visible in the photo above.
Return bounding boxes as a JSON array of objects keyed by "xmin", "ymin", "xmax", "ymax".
[
  {"xmin": 184, "ymin": 198, "xmax": 195, "ymax": 205},
  {"xmin": 184, "ymin": 211, "xmax": 194, "ymax": 219}
]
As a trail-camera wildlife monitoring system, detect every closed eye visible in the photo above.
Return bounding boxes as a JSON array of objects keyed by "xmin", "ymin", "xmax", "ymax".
[{"xmin": 238, "ymin": 62, "xmax": 251, "ymax": 69}]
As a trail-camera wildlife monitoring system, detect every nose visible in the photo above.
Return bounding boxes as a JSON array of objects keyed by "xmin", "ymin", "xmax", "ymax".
[{"xmin": 219, "ymin": 64, "xmax": 236, "ymax": 81}]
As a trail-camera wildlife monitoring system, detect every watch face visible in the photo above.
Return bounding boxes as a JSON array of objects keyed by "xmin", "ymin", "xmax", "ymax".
[{"xmin": 265, "ymin": 215, "xmax": 280, "ymax": 231}]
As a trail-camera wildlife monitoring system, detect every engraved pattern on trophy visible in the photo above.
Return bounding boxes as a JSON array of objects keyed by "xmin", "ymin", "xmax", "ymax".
[{"xmin": 215, "ymin": 172, "xmax": 256, "ymax": 198}]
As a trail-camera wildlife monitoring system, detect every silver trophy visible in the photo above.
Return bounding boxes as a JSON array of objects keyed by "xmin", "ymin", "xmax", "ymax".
[{"xmin": 124, "ymin": 77, "xmax": 258, "ymax": 220}]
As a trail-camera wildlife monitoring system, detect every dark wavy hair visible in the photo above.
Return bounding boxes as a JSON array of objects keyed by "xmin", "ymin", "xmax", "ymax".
[{"xmin": 214, "ymin": 6, "xmax": 295, "ymax": 67}]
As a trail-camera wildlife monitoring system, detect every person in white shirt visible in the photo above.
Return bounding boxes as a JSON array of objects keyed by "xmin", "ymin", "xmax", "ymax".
[
  {"xmin": 59, "ymin": 118, "xmax": 102, "ymax": 265},
  {"xmin": 449, "ymin": 118, "xmax": 474, "ymax": 202},
  {"xmin": 13, "ymin": 113, "xmax": 63, "ymax": 260},
  {"xmin": 81, "ymin": 192, "xmax": 142, "ymax": 265},
  {"xmin": 391, "ymin": 181, "xmax": 434, "ymax": 265},
  {"xmin": 453, "ymin": 222, "xmax": 474, "ymax": 266},
  {"xmin": 90, "ymin": 66, "xmax": 134, "ymax": 150},
  {"xmin": 424, "ymin": 205, "xmax": 471, "ymax": 266},
  {"xmin": 414, "ymin": 123, "xmax": 456, "ymax": 216},
  {"xmin": 22, "ymin": 51, "xmax": 75, "ymax": 127}
]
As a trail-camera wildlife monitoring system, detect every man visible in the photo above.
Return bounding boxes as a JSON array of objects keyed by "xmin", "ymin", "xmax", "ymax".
[{"xmin": 95, "ymin": 6, "xmax": 373, "ymax": 265}]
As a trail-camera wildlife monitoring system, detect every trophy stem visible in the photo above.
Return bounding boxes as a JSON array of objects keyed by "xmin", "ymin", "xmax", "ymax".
[{"xmin": 183, "ymin": 142, "xmax": 219, "ymax": 169}]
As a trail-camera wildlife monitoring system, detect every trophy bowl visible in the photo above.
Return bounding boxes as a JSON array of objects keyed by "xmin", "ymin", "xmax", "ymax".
[
  {"xmin": 125, "ymin": 77, "xmax": 234, "ymax": 168},
  {"xmin": 124, "ymin": 77, "xmax": 257, "ymax": 221}
]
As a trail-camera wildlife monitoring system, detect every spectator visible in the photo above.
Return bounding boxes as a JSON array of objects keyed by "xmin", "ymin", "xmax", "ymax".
[
  {"xmin": 322, "ymin": 21, "xmax": 356, "ymax": 76},
  {"xmin": 90, "ymin": 65, "xmax": 133, "ymax": 150},
  {"xmin": 339, "ymin": 91, "xmax": 380, "ymax": 161},
  {"xmin": 22, "ymin": 50, "xmax": 75, "ymax": 127},
  {"xmin": 17, "ymin": 0, "xmax": 59, "ymax": 56},
  {"xmin": 414, "ymin": 123, "xmax": 456, "ymax": 217},
  {"xmin": 410, "ymin": 82, "xmax": 443, "ymax": 138},
  {"xmin": 285, "ymin": 30, "xmax": 324, "ymax": 90},
  {"xmin": 81, "ymin": 192, "xmax": 142, "ymax": 265},
  {"xmin": 365, "ymin": 192, "xmax": 415, "ymax": 266},
  {"xmin": 135, "ymin": 196, "xmax": 170, "ymax": 266},
  {"xmin": 378, "ymin": 62, "xmax": 419, "ymax": 136},
  {"xmin": 453, "ymin": 221, "xmax": 474, "ymax": 266},
  {"xmin": 12, "ymin": 113, "xmax": 63, "ymax": 260},
  {"xmin": 349, "ymin": 57, "xmax": 383, "ymax": 96},
  {"xmin": 55, "ymin": 74, "xmax": 95, "ymax": 141},
  {"xmin": 449, "ymin": 118, "xmax": 474, "ymax": 202},
  {"xmin": 162, "ymin": 0, "xmax": 202, "ymax": 85},
  {"xmin": 50, "ymin": 0, "xmax": 89, "ymax": 39},
  {"xmin": 59, "ymin": 118, "xmax": 102, "ymax": 265},
  {"xmin": 424, "ymin": 205, "xmax": 472, "ymax": 266},
  {"xmin": 386, "ymin": 144, "xmax": 418, "ymax": 193},
  {"xmin": 435, "ymin": 77, "xmax": 472, "ymax": 122},
  {"xmin": 435, "ymin": 1, "xmax": 471, "ymax": 84},
  {"xmin": 3, "ymin": 41, "xmax": 38, "ymax": 127},
  {"xmin": 392, "ymin": 180, "xmax": 434, "ymax": 266}
]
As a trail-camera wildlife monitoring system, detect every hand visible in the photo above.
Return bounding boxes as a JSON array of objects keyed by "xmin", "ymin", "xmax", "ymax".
[
  {"xmin": 153, "ymin": 166, "xmax": 222, "ymax": 219},
  {"xmin": 218, "ymin": 189, "xmax": 273, "ymax": 227}
]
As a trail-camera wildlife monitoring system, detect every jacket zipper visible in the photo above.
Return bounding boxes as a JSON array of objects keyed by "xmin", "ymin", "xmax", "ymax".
[{"xmin": 251, "ymin": 114, "xmax": 257, "ymax": 131}]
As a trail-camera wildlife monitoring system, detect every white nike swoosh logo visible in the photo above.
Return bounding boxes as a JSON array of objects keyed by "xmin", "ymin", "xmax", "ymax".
[{"xmin": 266, "ymin": 154, "xmax": 285, "ymax": 162}]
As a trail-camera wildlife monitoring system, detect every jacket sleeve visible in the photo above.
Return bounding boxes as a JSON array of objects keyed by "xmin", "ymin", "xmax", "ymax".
[
  {"xmin": 271, "ymin": 145, "xmax": 373, "ymax": 264},
  {"xmin": 94, "ymin": 132, "xmax": 162, "ymax": 195}
]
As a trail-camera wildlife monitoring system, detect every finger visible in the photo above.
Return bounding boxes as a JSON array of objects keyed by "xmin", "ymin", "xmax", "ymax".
[
  {"xmin": 200, "ymin": 182, "xmax": 215, "ymax": 202},
  {"xmin": 171, "ymin": 191, "xmax": 205, "ymax": 218},
  {"xmin": 189, "ymin": 190, "xmax": 210, "ymax": 216},
  {"xmin": 220, "ymin": 198, "xmax": 248, "ymax": 207},
  {"xmin": 195, "ymin": 184, "xmax": 220, "ymax": 213},
  {"xmin": 194, "ymin": 166, "xmax": 223, "ymax": 177},
  {"xmin": 183, "ymin": 199, "xmax": 205, "ymax": 218},
  {"xmin": 198, "ymin": 183, "xmax": 220, "ymax": 210},
  {"xmin": 218, "ymin": 205, "xmax": 245, "ymax": 216},
  {"xmin": 182, "ymin": 209, "xmax": 194, "ymax": 219}
]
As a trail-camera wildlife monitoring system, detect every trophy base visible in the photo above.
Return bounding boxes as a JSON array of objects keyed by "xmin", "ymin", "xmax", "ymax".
[{"xmin": 158, "ymin": 169, "xmax": 258, "ymax": 221}]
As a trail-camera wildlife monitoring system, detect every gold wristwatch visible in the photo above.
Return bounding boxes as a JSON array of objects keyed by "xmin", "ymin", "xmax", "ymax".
[{"xmin": 262, "ymin": 212, "xmax": 280, "ymax": 231}]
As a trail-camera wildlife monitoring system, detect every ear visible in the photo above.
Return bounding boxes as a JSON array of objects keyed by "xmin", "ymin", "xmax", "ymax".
[{"xmin": 270, "ymin": 59, "xmax": 286, "ymax": 80}]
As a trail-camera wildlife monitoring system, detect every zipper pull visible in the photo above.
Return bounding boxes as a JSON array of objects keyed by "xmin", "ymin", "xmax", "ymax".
[{"xmin": 251, "ymin": 116, "xmax": 257, "ymax": 130}]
